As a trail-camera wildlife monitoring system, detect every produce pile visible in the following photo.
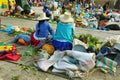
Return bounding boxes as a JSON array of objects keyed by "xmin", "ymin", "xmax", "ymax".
[{"xmin": 75, "ymin": 34, "xmax": 111, "ymax": 54}]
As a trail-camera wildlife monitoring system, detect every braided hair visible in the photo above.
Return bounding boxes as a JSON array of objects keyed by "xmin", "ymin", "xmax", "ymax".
[{"xmin": 37, "ymin": 20, "xmax": 45, "ymax": 35}]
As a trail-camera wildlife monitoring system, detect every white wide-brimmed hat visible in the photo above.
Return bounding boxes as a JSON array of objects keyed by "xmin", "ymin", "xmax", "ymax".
[
  {"xmin": 36, "ymin": 12, "xmax": 49, "ymax": 21},
  {"xmin": 59, "ymin": 12, "xmax": 74, "ymax": 23},
  {"xmin": 107, "ymin": 21, "xmax": 120, "ymax": 26}
]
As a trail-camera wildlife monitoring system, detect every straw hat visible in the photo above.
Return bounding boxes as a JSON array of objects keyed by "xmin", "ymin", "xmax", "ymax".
[
  {"xmin": 107, "ymin": 21, "xmax": 120, "ymax": 26},
  {"xmin": 59, "ymin": 12, "xmax": 74, "ymax": 23},
  {"xmin": 36, "ymin": 12, "xmax": 49, "ymax": 21}
]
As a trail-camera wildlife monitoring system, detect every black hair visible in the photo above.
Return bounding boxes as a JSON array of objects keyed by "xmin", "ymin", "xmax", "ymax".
[{"xmin": 37, "ymin": 20, "xmax": 45, "ymax": 34}]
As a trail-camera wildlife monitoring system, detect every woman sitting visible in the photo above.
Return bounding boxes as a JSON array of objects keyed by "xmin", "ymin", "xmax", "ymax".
[
  {"xmin": 21, "ymin": 2, "xmax": 31, "ymax": 16},
  {"xmin": 31, "ymin": 12, "xmax": 54, "ymax": 49},
  {"xmin": 52, "ymin": 11, "xmax": 75, "ymax": 51},
  {"xmin": 11, "ymin": 4, "xmax": 23, "ymax": 16}
]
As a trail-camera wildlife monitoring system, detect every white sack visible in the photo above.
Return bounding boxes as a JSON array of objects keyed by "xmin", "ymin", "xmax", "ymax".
[
  {"xmin": 73, "ymin": 39, "xmax": 88, "ymax": 49},
  {"xmin": 37, "ymin": 50, "xmax": 65, "ymax": 72},
  {"xmin": 53, "ymin": 56, "xmax": 79, "ymax": 70},
  {"xmin": 65, "ymin": 50, "xmax": 96, "ymax": 71}
]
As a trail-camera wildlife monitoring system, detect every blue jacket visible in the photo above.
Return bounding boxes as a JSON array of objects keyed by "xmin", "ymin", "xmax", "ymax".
[
  {"xmin": 35, "ymin": 22, "xmax": 54, "ymax": 38},
  {"xmin": 53, "ymin": 22, "xmax": 75, "ymax": 43}
]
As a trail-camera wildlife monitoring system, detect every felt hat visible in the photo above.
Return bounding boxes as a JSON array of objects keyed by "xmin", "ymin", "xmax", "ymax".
[
  {"xmin": 59, "ymin": 12, "xmax": 74, "ymax": 23},
  {"xmin": 36, "ymin": 12, "xmax": 49, "ymax": 21}
]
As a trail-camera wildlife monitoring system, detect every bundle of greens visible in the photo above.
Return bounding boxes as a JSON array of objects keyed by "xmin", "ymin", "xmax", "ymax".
[{"xmin": 75, "ymin": 34, "xmax": 106, "ymax": 53}]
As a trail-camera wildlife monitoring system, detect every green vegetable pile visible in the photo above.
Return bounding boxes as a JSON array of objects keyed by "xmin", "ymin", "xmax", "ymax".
[
  {"xmin": 75, "ymin": 34, "xmax": 110, "ymax": 53},
  {"xmin": 78, "ymin": 34, "xmax": 99, "ymax": 46}
]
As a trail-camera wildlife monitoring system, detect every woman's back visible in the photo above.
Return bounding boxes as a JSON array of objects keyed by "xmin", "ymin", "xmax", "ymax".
[
  {"xmin": 35, "ymin": 21, "xmax": 54, "ymax": 38},
  {"xmin": 53, "ymin": 22, "xmax": 74, "ymax": 43}
]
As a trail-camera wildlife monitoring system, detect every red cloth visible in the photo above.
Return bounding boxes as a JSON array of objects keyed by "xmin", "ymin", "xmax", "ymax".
[
  {"xmin": 0, "ymin": 51, "xmax": 21, "ymax": 61},
  {"xmin": 6, "ymin": 53, "xmax": 21, "ymax": 61},
  {"xmin": 106, "ymin": 10, "xmax": 110, "ymax": 14},
  {"xmin": 30, "ymin": 32, "xmax": 40, "ymax": 46}
]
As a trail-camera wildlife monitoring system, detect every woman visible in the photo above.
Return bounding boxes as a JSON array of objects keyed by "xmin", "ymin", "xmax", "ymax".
[
  {"xmin": 21, "ymin": 2, "xmax": 31, "ymax": 15},
  {"xmin": 52, "ymin": 11, "xmax": 75, "ymax": 51},
  {"xmin": 103, "ymin": 1, "xmax": 109, "ymax": 12},
  {"xmin": 43, "ymin": 5, "xmax": 51, "ymax": 17},
  {"xmin": 11, "ymin": 4, "xmax": 23, "ymax": 16},
  {"xmin": 31, "ymin": 12, "xmax": 54, "ymax": 49}
]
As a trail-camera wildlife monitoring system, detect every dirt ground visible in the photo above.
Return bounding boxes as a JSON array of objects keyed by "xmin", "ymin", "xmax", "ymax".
[
  {"xmin": 0, "ymin": 29, "xmax": 120, "ymax": 80},
  {"xmin": 0, "ymin": 15, "xmax": 120, "ymax": 80},
  {"xmin": 0, "ymin": 32, "xmax": 68, "ymax": 80}
]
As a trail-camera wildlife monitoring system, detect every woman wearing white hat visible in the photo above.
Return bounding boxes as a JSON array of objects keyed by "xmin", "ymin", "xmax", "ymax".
[
  {"xmin": 52, "ymin": 11, "xmax": 75, "ymax": 51},
  {"xmin": 31, "ymin": 12, "xmax": 54, "ymax": 49}
]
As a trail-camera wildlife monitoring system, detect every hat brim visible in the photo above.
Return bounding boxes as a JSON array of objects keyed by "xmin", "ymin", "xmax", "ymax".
[
  {"xmin": 107, "ymin": 22, "xmax": 120, "ymax": 26},
  {"xmin": 36, "ymin": 17, "xmax": 49, "ymax": 21},
  {"xmin": 59, "ymin": 15, "xmax": 74, "ymax": 23}
]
